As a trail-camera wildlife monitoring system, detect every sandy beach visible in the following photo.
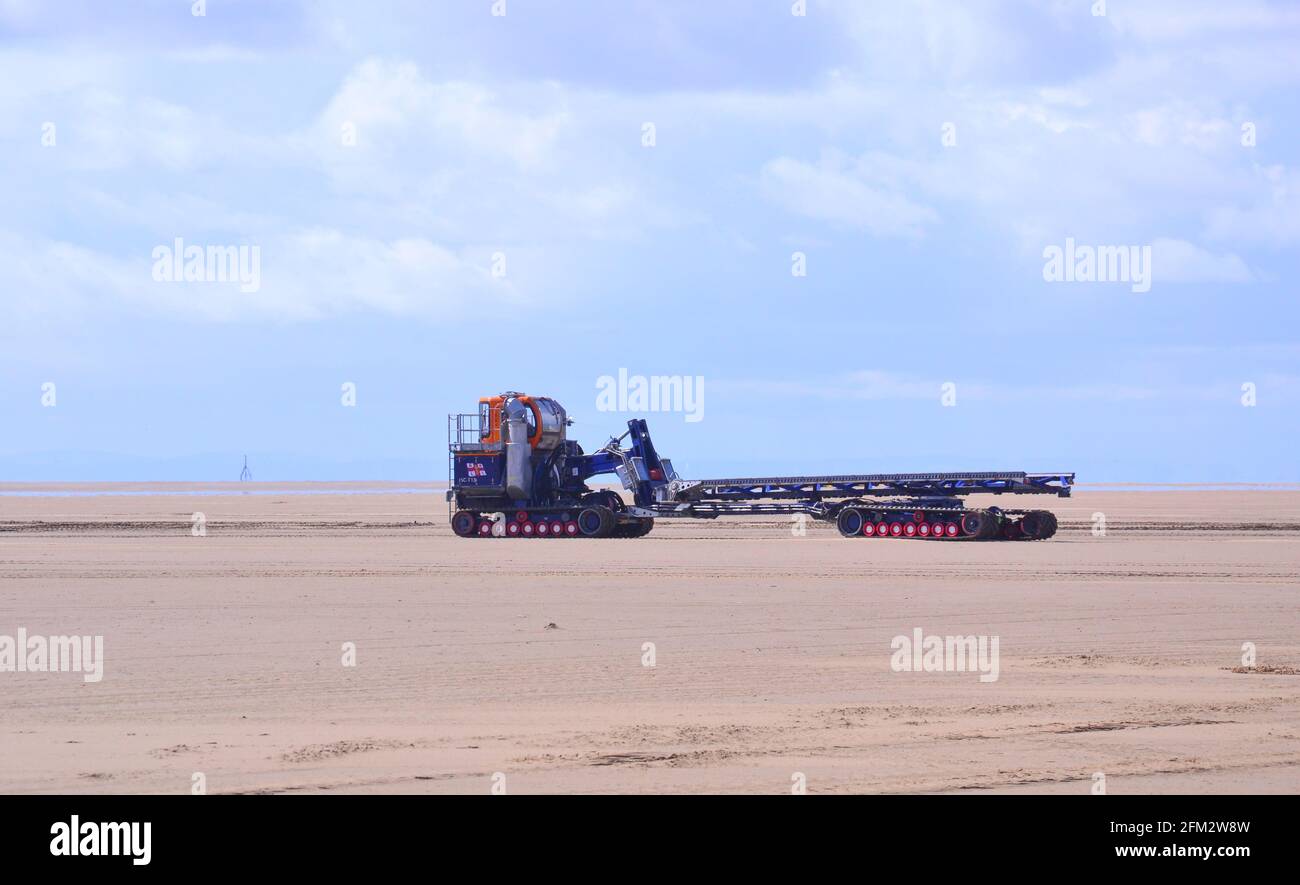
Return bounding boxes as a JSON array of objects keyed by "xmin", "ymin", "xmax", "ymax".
[{"xmin": 1, "ymin": 484, "xmax": 1297, "ymax": 794}]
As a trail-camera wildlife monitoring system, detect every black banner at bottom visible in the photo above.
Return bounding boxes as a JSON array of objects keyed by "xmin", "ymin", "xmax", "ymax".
[{"xmin": 1, "ymin": 794, "xmax": 1285, "ymax": 871}]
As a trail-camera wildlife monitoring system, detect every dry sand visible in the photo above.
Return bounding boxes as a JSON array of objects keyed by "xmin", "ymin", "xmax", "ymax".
[{"xmin": 1, "ymin": 483, "xmax": 1297, "ymax": 794}]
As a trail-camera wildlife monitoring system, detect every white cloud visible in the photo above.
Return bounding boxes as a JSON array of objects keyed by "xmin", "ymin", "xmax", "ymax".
[
  {"xmin": 0, "ymin": 229, "xmax": 514, "ymax": 323},
  {"xmin": 1106, "ymin": 0, "xmax": 1300, "ymax": 43},
  {"xmin": 760, "ymin": 154, "xmax": 938, "ymax": 238},
  {"xmin": 0, "ymin": 56, "xmax": 695, "ymax": 324},
  {"xmin": 1204, "ymin": 165, "xmax": 1300, "ymax": 247},
  {"xmin": 3, "ymin": 4, "xmax": 1297, "ymax": 330},
  {"xmin": 830, "ymin": 0, "xmax": 1033, "ymax": 84},
  {"xmin": 1151, "ymin": 238, "xmax": 1254, "ymax": 284},
  {"xmin": 0, "ymin": 232, "xmax": 140, "ymax": 319},
  {"xmin": 775, "ymin": 0, "xmax": 1300, "ymax": 261},
  {"xmin": 255, "ymin": 229, "xmax": 517, "ymax": 321},
  {"xmin": 312, "ymin": 60, "xmax": 569, "ymax": 172},
  {"xmin": 293, "ymin": 59, "xmax": 691, "ymax": 244}
]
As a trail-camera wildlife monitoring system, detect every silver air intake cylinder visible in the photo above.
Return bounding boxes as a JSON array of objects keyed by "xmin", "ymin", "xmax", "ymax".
[{"xmin": 503, "ymin": 398, "xmax": 533, "ymax": 500}]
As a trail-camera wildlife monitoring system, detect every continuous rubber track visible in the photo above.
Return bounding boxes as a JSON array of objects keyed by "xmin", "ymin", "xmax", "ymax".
[
  {"xmin": 834, "ymin": 507, "xmax": 1060, "ymax": 541},
  {"xmin": 452, "ymin": 508, "xmax": 653, "ymax": 539}
]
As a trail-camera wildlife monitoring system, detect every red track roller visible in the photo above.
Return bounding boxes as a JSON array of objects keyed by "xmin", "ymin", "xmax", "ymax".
[
  {"xmin": 477, "ymin": 521, "xmax": 493, "ymax": 536},
  {"xmin": 889, "ymin": 523, "xmax": 903, "ymax": 537},
  {"xmin": 945, "ymin": 523, "xmax": 959, "ymax": 537},
  {"xmin": 564, "ymin": 521, "xmax": 579, "ymax": 537},
  {"xmin": 535, "ymin": 521, "xmax": 549, "ymax": 536},
  {"xmin": 930, "ymin": 522, "xmax": 945, "ymax": 538},
  {"xmin": 521, "ymin": 521, "xmax": 535, "ymax": 537},
  {"xmin": 506, "ymin": 522, "xmax": 521, "ymax": 537},
  {"xmin": 903, "ymin": 522, "xmax": 917, "ymax": 537},
  {"xmin": 862, "ymin": 522, "xmax": 876, "ymax": 537},
  {"xmin": 918, "ymin": 522, "xmax": 931, "ymax": 537}
]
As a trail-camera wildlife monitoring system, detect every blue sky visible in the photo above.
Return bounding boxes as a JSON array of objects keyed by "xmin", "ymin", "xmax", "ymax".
[{"xmin": 2, "ymin": 0, "xmax": 1297, "ymax": 482}]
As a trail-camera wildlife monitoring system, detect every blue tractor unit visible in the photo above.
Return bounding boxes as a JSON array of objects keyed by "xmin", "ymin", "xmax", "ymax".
[{"xmin": 448, "ymin": 391, "xmax": 1074, "ymax": 540}]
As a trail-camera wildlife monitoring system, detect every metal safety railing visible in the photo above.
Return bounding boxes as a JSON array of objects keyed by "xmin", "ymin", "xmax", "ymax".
[{"xmin": 448, "ymin": 412, "xmax": 488, "ymax": 451}]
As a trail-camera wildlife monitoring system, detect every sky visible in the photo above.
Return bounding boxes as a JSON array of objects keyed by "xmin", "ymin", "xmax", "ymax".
[{"xmin": 1, "ymin": 0, "xmax": 1297, "ymax": 482}]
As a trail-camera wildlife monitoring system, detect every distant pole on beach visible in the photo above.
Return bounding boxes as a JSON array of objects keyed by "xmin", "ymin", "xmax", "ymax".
[{"xmin": 240, "ymin": 455, "xmax": 252, "ymax": 482}]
